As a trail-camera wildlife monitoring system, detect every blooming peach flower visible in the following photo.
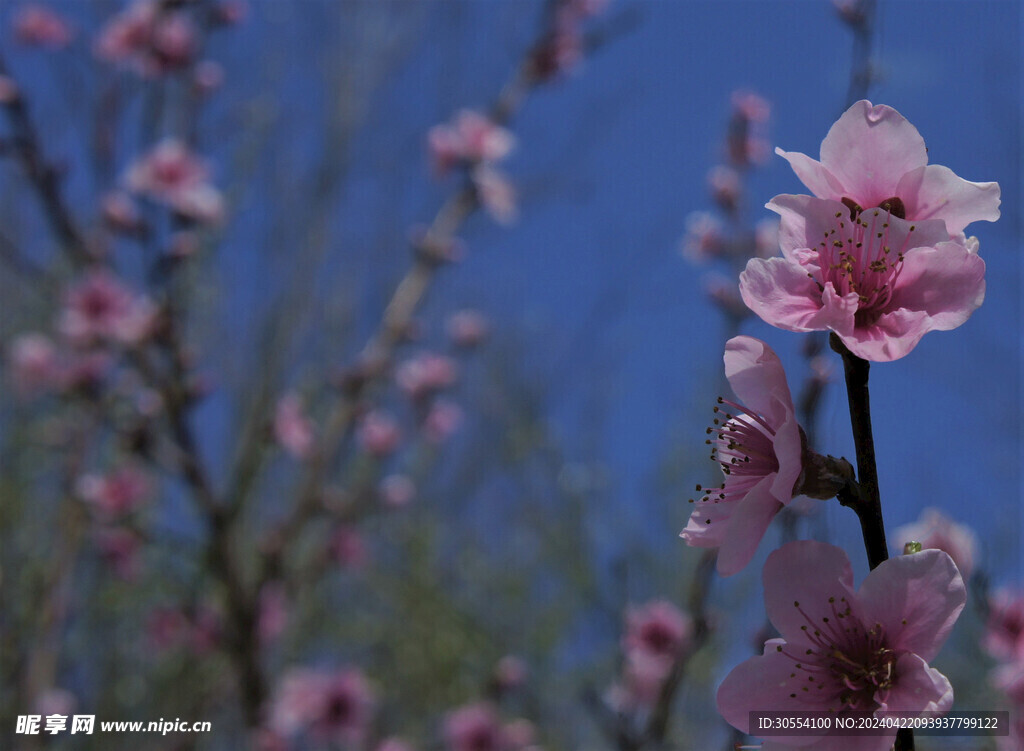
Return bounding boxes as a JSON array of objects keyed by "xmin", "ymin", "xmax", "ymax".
[
  {"xmin": 775, "ymin": 100, "xmax": 1000, "ymax": 236},
  {"xmin": 892, "ymin": 508, "xmax": 978, "ymax": 579},
  {"xmin": 124, "ymin": 139, "xmax": 224, "ymax": 224},
  {"xmin": 14, "ymin": 5, "xmax": 74, "ymax": 49},
  {"xmin": 428, "ymin": 110, "xmax": 514, "ymax": 174},
  {"xmin": 58, "ymin": 271, "xmax": 155, "ymax": 346},
  {"xmin": 396, "ymin": 353, "xmax": 458, "ymax": 400},
  {"xmin": 680, "ymin": 211, "xmax": 726, "ymax": 263},
  {"xmin": 274, "ymin": 393, "xmax": 315, "ymax": 459},
  {"xmin": 681, "ymin": 336, "xmax": 803, "ymax": 576},
  {"xmin": 76, "ymin": 466, "xmax": 151, "ymax": 519},
  {"xmin": 621, "ymin": 600, "xmax": 693, "ymax": 704},
  {"xmin": 444, "ymin": 702, "xmax": 506, "ymax": 751},
  {"xmin": 270, "ymin": 667, "xmax": 374, "ymax": 744},
  {"xmin": 447, "ymin": 310, "xmax": 490, "ymax": 348},
  {"xmin": 740, "ymin": 195, "xmax": 985, "ymax": 361},
  {"xmin": 357, "ymin": 410, "xmax": 402, "ymax": 457},
  {"xmin": 95, "ymin": 2, "xmax": 196, "ymax": 75},
  {"xmin": 984, "ymin": 589, "xmax": 1024, "ymax": 661},
  {"xmin": 424, "ymin": 399, "xmax": 463, "ymax": 444},
  {"xmin": 717, "ymin": 541, "xmax": 965, "ymax": 751}
]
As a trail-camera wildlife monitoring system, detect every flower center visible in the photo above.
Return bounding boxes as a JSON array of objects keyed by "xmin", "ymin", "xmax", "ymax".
[
  {"xmin": 808, "ymin": 206, "xmax": 917, "ymax": 328},
  {"xmin": 778, "ymin": 596, "xmax": 898, "ymax": 713}
]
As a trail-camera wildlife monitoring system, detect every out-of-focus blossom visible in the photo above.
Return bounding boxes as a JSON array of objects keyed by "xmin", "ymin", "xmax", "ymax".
[
  {"xmin": 124, "ymin": 139, "xmax": 225, "ymax": 224},
  {"xmin": 620, "ymin": 600, "xmax": 692, "ymax": 704},
  {"xmin": 992, "ymin": 661, "xmax": 1024, "ymax": 704},
  {"xmin": 447, "ymin": 309, "xmax": 490, "ymax": 348},
  {"xmin": 76, "ymin": 465, "xmax": 151, "ymax": 519},
  {"xmin": 718, "ymin": 542, "xmax": 965, "ymax": 750},
  {"xmin": 357, "ymin": 410, "xmax": 402, "ymax": 457},
  {"xmin": 727, "ymin": 90, "xmax": 771, "ymax": 167},
  {"xmin": 95, "ymin": 2, "xmax": 197, "ymax": 75},
  {"xmin": 708, "ymin": 165, "xmax": 742, "ymax": 212},
  {"xmin": 14, "ymin": 5, "xmax": 74, "ymax": 49},
  {"xmin": 472, "ymin": 166, "xmax": 518, "ymax": 225},
  {"xmin": 0, "ymin": 75, "xmax": 19, "ymax": 103},
  {"xmin": 58, "ymin": 271, "xmax": 156, "ymax": 347},
  {"xmin": 270, "ymin": 667, "xmax": 374, "ymax": 745},
  {"xmin": 396, "ymin": 353, "xmax": 458, "ymax": 401},
  {"xmin": 379, "ymin": 474, "xmax": 415, "ymax": 508},
  {"xmin": 444, "ymin": 702, "xmax": 506, "ymax": 751},
  {"xmin": 423, "ymin": 399, "xmax": 463, "ymax": 444},
  {"xmin": 329, "ymin": 526, "xmax": 367, "ymax": 570},
  {"xmin": 494, "ymin": 655, "xmax": 528, "ymax": 692},
  {"xmin": 8, "ymin": 333, "xmax": 59, "ymax": 397},
  {"xmin": 892, "ymin": 508, "xmax": 978, "ymax": 579},
  {"xmin": 215, "ymin": 0, "xmax": 249, "ymax": 26},
  {"xmin": 776, "ymin": 100, "xmax": 1000, "ymax": 237},
  {"xmin": 428, "ymin": 110, "xmax": 515, "ymax": 175},
  {"xmin": 94, "ymin": 527, "xmax": 141, "ymax": 580},
  {"xmin": 274, "ymin": 393, "xmax": 315, "ymax": 459},
  {"xmin": 194, "ymin": 60, "xmax": 225, "ymax": 94},
  {"xmin": 258, "ymin": 583, "xmax": 289, "ymax": 646},
  {"xmin": 984, "ymin": 589, "xmax": 1024, "ymax": 661},
  {"xmin": 741, "ymin": 194, "xmax": 985, "ymax": 361},
  {"xmin": 681, "ymin": 337, "xmax": 804, "ymax": 576},
  {"xmin": 679, "ymin": 211, "xmax": 726, "ymax": 264}
]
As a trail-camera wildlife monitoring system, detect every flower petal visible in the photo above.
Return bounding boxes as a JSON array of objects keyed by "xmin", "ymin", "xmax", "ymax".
[
  {"xmin": 716, "ymin": 476, "xmax": 783, "ymax": 576},
  {"xmin": 763, "ymin": 541, "xmax": 859, "ymax": 647},
  {"xmin": 819, "ymin": 101, "xmax": 928, "ymax": 207},
  {"xmin": 897, "ymin": 164, "xmax": 1001, "ymax": 235},
  {"xmin": 774, "ymin": 148, "xmax": 846, "ymax": 202},
  {"xmin": 876, "ymin": 652, "xmax": 954, "ymax": 715},
  {"xmin": 838, "ymin": 308, "xmax": 933, "ymax": 362},
  {"xmin": 888, "ymin": 242, "xmax": 986, "ymax": 330},
  {"xmin": 857, "ymin": 549, "xmax": 965, "ymax": 662},
  {"xmin": 740, "ymin": 258, "xmax": 859, "ymax": 334},
  {"xmin": 723, "ymin": 336, "xmax": 795, "ymax": 428},
  {"xmin": 770, "ymin": 412, "xmax": 803, "ymax": 501}
]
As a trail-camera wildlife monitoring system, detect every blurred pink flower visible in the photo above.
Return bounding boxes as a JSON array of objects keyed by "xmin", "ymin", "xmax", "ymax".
[
  {"xmin": 494, "ymin": 655, "xmax": 528, "ymax": 692},
  {"xmin": 727, "ymin": 91, "xmax": 771, "ymax": 167},
  {"xmin": 428, "ymin": 110, "xmax": 515, "ymax": 175},
  {"xmin": 718, "ymin": 541, "xmax": 965, "ymax": 750},
  {"xmin": 396, "ymin": 352, "xmax": 458, "ymax": 401},
  {"xmin": 447, "ymin": 310, "xmax": 490, "ymax": 348},
  {"xmin": 776, "ymin": 100, "xmax": 1000, "ymax": 236},
  {"xmin": 258, "ymin": 583, "xmax": 289, "ymax": 646},
  {"xmin": 274, "ymin": 393, "xmax": 315, "ymax": 459},
  {"xmin": 621, "ymin": 600, "xmax": 693, "ymax": 704},
  {"xmin": 194, "ymin": 60, "xmax": 225, "ymax": 94},
  {"xmin": 444, "ymin": 702, "xmax": 506, "ymax": 751},
  {"xmin": 379, "ymin": 474, "xmax": 415, "ymax": 508},
  {"xmin": 681, "ymin": 336, "xmax": 803, "ymax": 576},
  {"xmin": 424, "ymin": 399, "xmax": 463, "ymax": 444},
  {"xmin": 124, "ymin": 139, "xmax": 224, "ymax": 224},
  {"xmin": 679, "ymin": 211, "xmax": 726, "ymax": 264},
  {"xmin": 76, "ymin": 465, "xmax": 151, "ymax": 519},
  {"xmin": 270, "ymin": 667, "xmax": 374, "ymax": 744},
  {"xmin": 357, "ymin": 410, "xmax": 402, "ymax": 457},
  {"xmin": 93, "ymin": 527, "xmax": 141, "ymax": 580},
  {"xmin": 58, "ymin": 270, "xmax": 156, "ymax": 346},
  {"xmin": 473, "ymin": 166, "xmax": 518, "ymax": 225},
  {"xmin": 740, "ymin": 195, "xmax": 985, "ymax": 361},
  {"xmin": 8, "ymin": 333, "xmax": 59, "ymax": 397},
  {"xmin": 94, "ymin": 0, "xmax": 158, "ymax": 66},
  {"xmin": 992, "ymin": 660, "xmax": 1024, "ymax": 704},
  {"xmin": 95, "ymin": 2, "xmax": 196, "ymax": 75},
  {"xmin": 892, "ymin": 508, "xmax": 978, "ymax": 579},
  {"xmin": 708, "ymin": 165, "xmax": 742, "ymax": 212},
  {"xmin": 14, "ymin": 5, "xmax": 74, "ymax": 49},
  {"xmin": 330, "ymin": 526, "xmax": 367, "ymax": 570},
  {"xmin": 984, "ymin": 589, "xmax": 1024, "ymax": 661}
]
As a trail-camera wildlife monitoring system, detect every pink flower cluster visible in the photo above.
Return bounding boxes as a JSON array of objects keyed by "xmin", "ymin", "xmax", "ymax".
[
  {"xmin": 444, "ymin": 701, "xmax": 541, "ymax": 751},
  {"xmin": 94, "ymin": 0, "xmax": 197, "ymax": 76},
  {"xmin": 610, "ymin": 599, "xmax": 693, "ymax": 708},
  {"xmin": 741, "ymin": 100, "xmax": 999, "ymax": 361},
  {"xmin": 269, "ymin": 667, "xmax": 374, "ymax": 745},
  {"xmin": 124, "ymin": 139, "xmax": 225, "ymax": 225},
  {"xmin": 14, "ymin": 4, "xmax": 74, "ymax": 49}
]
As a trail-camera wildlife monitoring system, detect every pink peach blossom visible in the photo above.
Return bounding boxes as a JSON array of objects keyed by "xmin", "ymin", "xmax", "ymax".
[
  {"xmin": 428, "ymin": 110, "xmax": 514, "ymax": 175},
  {"xmin": 274, "ymin": 393, "xmax": 315, "ymax": 459},
  {"xmin": 14, "ymin": 5, "xmax": 74, "ymax": 49},
  {"xmin": 379, "ymin": 474, "xmax": 415, "ymax": 508},
  {"xmin": 396, "ymin": 352, "xmax": 458, "ymax": 400},
  {"xmin": 708, "ymin": 165, "xmax": 742, "ymax": 212},
  {"xmin": 680, "ymin": 211, "xmax": 726, "ymax": 263},
  {"xmin": 76, "ymin": 466, "xmax": 151, "ymax": 519},
  {"xmin": 681, "ymin": 336, "xmax": 803, "ymax": 576},
  {"xmin": 423, "ymin": 399, "xmax": 463, "ymax": 444},
  {"xmin": 892, "ymin": 508, "xmax": 978, "ymax": 579},
  {"xmin": 494, "ymin": 655, "xmax": 528, "ymax": 692},
  {"xmin": 740, "ymin": 195, "xmax": 985, "ymax": 361},
  {"xmin": 447, "ymin": 310, "xmax": 490, "ymax": 348},
  {"xmin": 357, "ymin": 410, "xmax": 402, "ymax": 457},
  {"xmin": 94, "ymin": 0, "xmax": 158, "ymax": 66},
  {"xmin": 124, "ymin": 139, "xmax": 224, "ymax": 224},
  {"xmin": 330, "ymin": 526, "xmax": 367, "ymax": 569},
  {"xmin": 58, "ymin": 271, "xmax": 155, "ymax": 346},
  {"xmin": 717, "ymin": 541, "xmax": 965, "ymax": 751},
  {"xmin": 775, "ymin": 100, "xmax": 1000, "ymax": 236},
  {"xmin": 8, "ymin": 333, "xmax": 59, "ymax": 397},
  {"xmin": 984, "ymin": 589, "xmax": 1024, "ymax": 661},
  {"xmin": 621, "ymin": 600, "xmax": 693, "ymax": 704},
  {"xmin": 444, "ymin": 702, "xmax": 506, "ymax": 751},
  {"xmin": 270, "ymin": 667, "xmax": 374, "ymax": 744}
]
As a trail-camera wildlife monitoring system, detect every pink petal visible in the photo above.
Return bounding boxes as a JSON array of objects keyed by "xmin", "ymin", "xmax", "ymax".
[
  {"xmin": 723, "ymin": 336, "xmax": 794, "ymax": 428},
  {"xmin": 876, "ymin": 653, "xmax": 954, "ymax": 715},
  {"xmin": 774, "ymin": 147, "xmax": 846, "ymax": 201},
  {"xmin": 888, "ymin": 242, "xmax": 986, "ymax": 330},
  {"xmin": 763, "ymin": 541, "xmax": 858, "ymax": 648},
  {"xmin": 716, "ymin": 641, "xmax": 822, "ymax": 743},
  {"xmin": 856, "ymin": 549, "xmax": 965, "ymax": 663},
  {"xmin": 770, "ymin": 413, "xmax": 803, "ymax": 501},
  {"xmin": 680, "ymin": 497, "xmax": 731, "ymax": 549},
  {"xmin": 767, "ymin": 194, "xmax": 846, "ymax": 265},
  {"xmin": 838, "ymin": 308, "xmax": 933, "ymax": 362},
  {"xmin": 897, "ymin": 164, "xmax": 1001, "ymax": 235},
  {"xmin": 819, "ymin": 101, "xmax": 928, "ymax": 207},
  {"xmin": 740, "ymin": 258, "xmax": 859, "ymax": 334},
  {"xmin": 716, "ymin": 476, "xmax": 783, "ymax": 576}
]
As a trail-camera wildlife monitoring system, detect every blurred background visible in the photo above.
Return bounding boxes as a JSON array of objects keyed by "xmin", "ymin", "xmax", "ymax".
[{"xmin": 0, "ymin": 1, "xmax": 1019, "ymax": 749}]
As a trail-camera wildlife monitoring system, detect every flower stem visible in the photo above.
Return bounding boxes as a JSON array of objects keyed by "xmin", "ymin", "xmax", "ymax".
[{"xmin": 829, "ymin": 335, "xmax": 913, "ymax": 751}]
